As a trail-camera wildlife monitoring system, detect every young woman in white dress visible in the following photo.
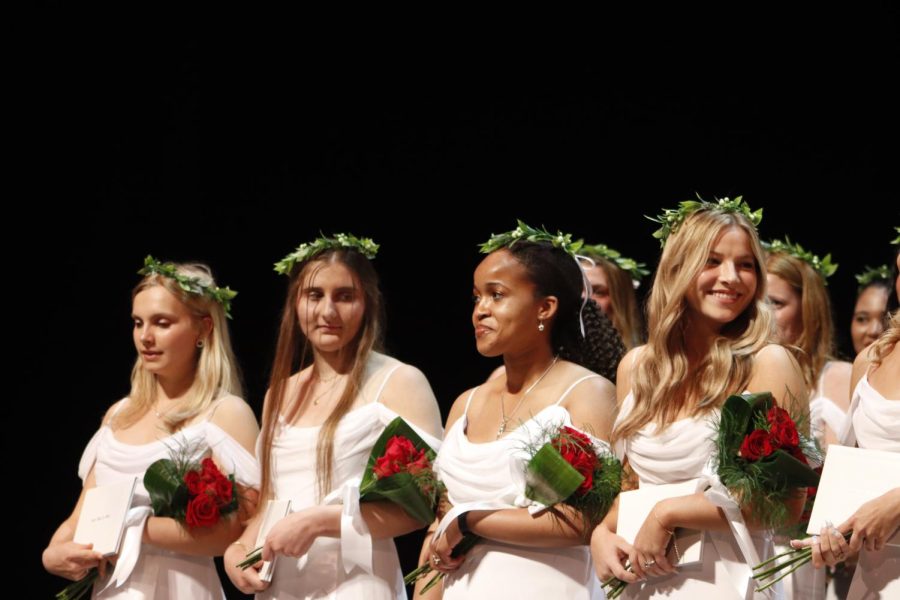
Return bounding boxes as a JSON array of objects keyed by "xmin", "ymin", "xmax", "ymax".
[
  {"xmin": 591, "ymin": 200, "xmax": 808, "ymax": 599},
  {"xmin": 796, "ymin": 310, "xmax": 899, "ymax": 600},
  {"xmin": 42, "ymin": 258, "xmax": 260, "ymax": 599},
  {"xmin": 417, "ymin": 225, "xmax": 626, "ymax": 600},
  {"xmin": 765, "ymin": 241, "xmax": 851, "ymax": 599},
  {"xmin": 224, "ymin": 234, "xmax": 442, "ymax": 599}
]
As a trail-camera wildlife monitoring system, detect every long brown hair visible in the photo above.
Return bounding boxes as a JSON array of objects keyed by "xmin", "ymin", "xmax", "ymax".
[
  {"xmin": 766, "ymin": 251, "xmax": 836, "ymax": 390},
  {"xmin": 613, "ymin": 210, "xmax": 772, "ymax": 441},
  {"xmin": 586, "ymin": 255, "xmax": 645, "ymax": 350},
  {"xmin": 259, "ymin": 249, "xmax": 385, "ymax": 501}
]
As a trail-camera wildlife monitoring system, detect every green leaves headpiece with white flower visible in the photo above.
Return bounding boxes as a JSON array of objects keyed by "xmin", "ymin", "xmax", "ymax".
[
  {"xmin": 855, "ymin": 264, "xmax": 891, "ymax": 292},
  {"xmin": 479, "ymin": 220, "xmax": 584, "ymax": 256},
  {"xmin": 763, "ymin": 238, "xmax": 838, "ymax": 283},
  {"xmin": 648, "ymin": 195, "xmax": 763, "ymax": 247},
  {"xmin": 138, "ymin": 255, "xmax": 238, "ymax": 319},
  {"xmin": 274, "ymin": 233, "xmax": 380, "ymax": 276},
  {"xmin": 580, "ymin": 243, "xmax": 650, "ymax": 284}
]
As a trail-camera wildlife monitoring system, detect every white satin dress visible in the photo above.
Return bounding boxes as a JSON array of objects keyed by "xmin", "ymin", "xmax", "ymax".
[
  {"xmin": 435, "ymin": 375, "xmax": 604, "ymax": 600},
  {"xmin": 78, "ymin": 395, "xmax": 261, "ymax": 599},
  {"xmin": 614, "ymin": 393, "xmax": 774, "ymax": 600},
  {"xmin": 260, "ymin": 357, "xmax": 442, "ymax": 600},
  {"xmin": 839, "ymin": 372, "xmax": 900, "ymax": 600}
]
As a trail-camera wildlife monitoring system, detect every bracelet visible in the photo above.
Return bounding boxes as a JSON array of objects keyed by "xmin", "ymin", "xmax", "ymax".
[
  {"xmin": 457, "ymin": 511, "xmax": 473, "ymax": 537},
  {"xmin": 651, "ymin": 509, "xmax": 675, "ymax": 536}
]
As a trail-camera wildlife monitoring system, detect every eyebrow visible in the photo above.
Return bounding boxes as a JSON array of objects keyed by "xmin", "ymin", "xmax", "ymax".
[
  {"xmin": 131, "ymin": 312, "xmax": 178, "ymax": 320},
  {"xmin": 709, "ymin": 251, "xmax": 756, "ymax": 261},
  {"xmin": 305, "ymin": 286, "xmax": 357, "ymax": 294}
]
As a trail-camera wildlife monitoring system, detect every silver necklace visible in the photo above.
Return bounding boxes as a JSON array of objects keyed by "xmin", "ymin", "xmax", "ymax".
[{"xmin": 497, "ymin": 355, "xmax": 559, "ymax": 439}]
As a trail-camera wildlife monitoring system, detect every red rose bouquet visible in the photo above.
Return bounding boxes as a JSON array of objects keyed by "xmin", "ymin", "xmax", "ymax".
[
  {"xmin": 406, "ymin": 424, "xmax": 622, "ymax": 594},
  {"xmin": 57, "ymin": 447, "xmax": 238, "ymax": 600},
  {"xmin": 238, "ymin": 416, "xmax": 440, "ymax": 569},
  {"xmin": 714, "ymin": 392, "xmax": 820, "ymax": 529}
]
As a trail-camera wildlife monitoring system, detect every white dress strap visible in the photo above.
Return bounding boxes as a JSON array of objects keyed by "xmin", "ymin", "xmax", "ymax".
[
  {"xmin": 463, "ymin": 386, "xmax": 480, "ymax": 415},
  {"xmin": 373, "ymin": 363, "xmax": 403, "ymax": 404},
  {"xmin": 554, "ymin": 374, "xmax": 600, "ymax": 406}
]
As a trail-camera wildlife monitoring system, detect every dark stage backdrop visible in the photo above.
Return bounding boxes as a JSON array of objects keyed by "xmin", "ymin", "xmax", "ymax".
[{"xmin": 18, "ymin": 17, "xmax": 898, "ymax": 599}]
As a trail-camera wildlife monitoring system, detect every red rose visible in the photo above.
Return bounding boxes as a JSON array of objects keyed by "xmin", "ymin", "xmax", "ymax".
[
  {"xmin": 200, "ymin": 457, "xmax": 223, "ymax": 481},
  {"xmin": 184, "ymin": 470, "xmax": 206, "ymax": 495},
  {"xmin": 383, "ymin": 436, "xmax": 418, "ymax": 463},
  {"xmin": 374, "ymin": 436, "xmax": 424, "ymax": 480},
  {"xmin": 766, "ymin": 406, "xmax": 792, "ymax": 427},
  {"xmin": 769, "ymin": 420, "xmax": 799, "ymax": 449},
  {"xmin": 214, "ymin": 475, "xmax": 234, "ymax": 504},
  {"xmin": 740, "ymin": 429, "xmax": 774, "ymax": 461},
  {"xmin": 185, "ymin": 493, "xmax": 220, "ymax": 528},
  {"xmin": 373, "ymin": 455, "xmax": 401, "ymax": 479},
  {"xmin": 552, "ymin": 428, "xmax": 599, "ymax": 496}
]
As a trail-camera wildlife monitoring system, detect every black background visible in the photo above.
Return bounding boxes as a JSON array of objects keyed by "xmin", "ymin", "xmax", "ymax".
[{"xmin": 18, "ymin": 10, "xmax": 899, "ymax": 598}]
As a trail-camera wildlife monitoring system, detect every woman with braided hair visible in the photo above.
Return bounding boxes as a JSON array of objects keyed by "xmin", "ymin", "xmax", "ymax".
[{"xmin": 415, "ymin": 222, "xmax": 625, "ymax": 599}]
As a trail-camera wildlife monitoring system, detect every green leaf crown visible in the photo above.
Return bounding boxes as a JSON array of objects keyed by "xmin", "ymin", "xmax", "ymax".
[
  {"xmin": 479, "ymin": 220, "xmax": 583, "ymax": 256},
  {"xmin": 763, "ymin": 238, "xmax": 838, "ymax": 283},
  {"xmin": 648, "ymin": 195, "xmax": 763, "ymax": 247},
  {"xmin": 855, "ymin": 264, "xmax": 891, "ymax": 291},
  {"xmin": 892, "ymin": 226, "xmax": 899, "ymax": 246},
  {"xmin": 274, "ymin": 232, "xmax": 380, "ymax": 276},
  {"xmin": 138, "ymin": 256, "xmax": 238, "ymax": 319},
  {"xmin": 580, "ymin": 243, "xmax": 650, "ymax": 283}
]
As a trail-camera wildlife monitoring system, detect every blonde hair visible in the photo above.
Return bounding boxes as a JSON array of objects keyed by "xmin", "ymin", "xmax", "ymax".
[
  {"xmin": 114, "ymin": 263, "xmax": 242, "ymax": 431},
  {"xmin": 867, "ymin": 311, "xmax": 900, "ymax": 366},
  {"xmin": 613, "ymin": 209, "xmax": 772, "ymax": 441},
  {"xmin": 586, "ymin": 255, "xmax": 645, "ymax": 349},
  {"xmin": 766, "ymin": 252, "xmax": 836, "ymax": 390},
  {"xmin": 259, "ymin": 250, "xmax": 384, "ymax": 501}
]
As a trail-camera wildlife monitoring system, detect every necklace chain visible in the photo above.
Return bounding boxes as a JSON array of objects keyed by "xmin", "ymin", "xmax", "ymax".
[{"xmin": 497, "ymin": 355, "xmax": 559, "ymax": 439}]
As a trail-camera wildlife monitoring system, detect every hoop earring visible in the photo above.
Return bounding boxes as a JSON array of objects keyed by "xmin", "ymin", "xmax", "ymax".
[
  {"xmin": 196, "ymin": 339, "xmax": 205, "ymax": 348},
  {"xmin": 538, "ymin": 320, "xmax": 545, "ymax": 332}
]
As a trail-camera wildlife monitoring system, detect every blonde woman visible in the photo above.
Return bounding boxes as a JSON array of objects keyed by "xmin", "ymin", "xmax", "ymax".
[
  {"xmin": 591, "ymin": 199, "xmax": 808, "ymax": 599},
  {"xmin": 42, "ymin": 258, "xmax": 260, "ymax": 599},
  {"xmin": 224, "ymin": 235, "xmax": 442, "ymax": 599}
]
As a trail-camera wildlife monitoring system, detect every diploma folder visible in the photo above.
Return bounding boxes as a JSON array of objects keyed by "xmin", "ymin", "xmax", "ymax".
[
  {"xmin": 73, "ymin": 478, "xmax": 137, "ymax": 557},
  {"xmin": 806, "ymin": 445, "xmax": 900, "ymax": 535}
]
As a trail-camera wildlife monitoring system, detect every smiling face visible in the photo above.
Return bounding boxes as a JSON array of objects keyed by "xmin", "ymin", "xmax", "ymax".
[
  {"xmin": 472, "ymin": 249, "xmax": 550, "ymax": 358},
  {"xmin": 132, "ymin": 285, "xmax": 205, "ymax": 382},
  {"xmin": 296, "ymin": 260, "xmax": 366, "ymax": 356},
  {"xmin": 684, "ymin": 226, "xmax": 759, "ymax": 334},
  {"xmin": 767, "ymin": 273, "xmax": 802, "ymax": 345}
]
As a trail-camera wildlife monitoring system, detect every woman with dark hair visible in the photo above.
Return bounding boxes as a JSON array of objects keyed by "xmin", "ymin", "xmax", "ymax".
[
  {"xmin": 224, "ymin": 234, "xmax": 442, "ymax": 599},
  {"xmin": 416, "ymin": 223, "xmax": 625, "ymax": 599}
]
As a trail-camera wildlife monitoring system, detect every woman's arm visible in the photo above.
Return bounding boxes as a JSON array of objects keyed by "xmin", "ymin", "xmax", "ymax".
[
  {"xmin": 262, "ymin": 364, "xmax": 446, "ymax": 563},
  {"xmin": 144, "ymin": 395, "xmax": 261, "ymax": 556},
  {"xmin": 432, "ymin": 374, "xmax": 617, "ymax": 566},
  {"xmin": 42, "ymin": 468, "xmax": 106, "ymax": 581}
]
